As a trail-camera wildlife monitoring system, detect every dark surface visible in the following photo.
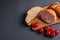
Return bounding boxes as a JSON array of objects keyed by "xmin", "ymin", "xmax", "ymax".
[{"xmin": 0, "ymin": 0, "xmax": 60, "ymax": 40}]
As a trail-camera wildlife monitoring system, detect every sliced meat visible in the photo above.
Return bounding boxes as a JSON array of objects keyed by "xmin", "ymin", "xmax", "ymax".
[{"xmin": 40, "ymin": 9, "xmax": 57, "ymax": 24}]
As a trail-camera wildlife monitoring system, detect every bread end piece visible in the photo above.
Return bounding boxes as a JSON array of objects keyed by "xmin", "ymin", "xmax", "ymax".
[
  {"xmin": 48, "ymin": 2, "xmax": 60, "ymax": 17},
  {"xmin": 48, "ymin": 2, "xmax": 60, "ymax": 9},
  {"xmin": 25, "ymin": 6, "xmax": 43, "ymax": 25}
]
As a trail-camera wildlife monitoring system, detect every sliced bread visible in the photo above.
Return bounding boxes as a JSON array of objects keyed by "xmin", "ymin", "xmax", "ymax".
[{"xmin": 25, "ymin": 6, "xmax": 43, "ymax": 25}]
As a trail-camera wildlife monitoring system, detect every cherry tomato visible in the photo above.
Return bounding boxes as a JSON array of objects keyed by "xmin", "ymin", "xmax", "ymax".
[
  {"xmin": 33, "ymin": 22, "xmax": 39, "ymax": 28},
  {"xmin": 50, "ymin": 32, "xmax": 55, "ymax": 37},
  {"xmin": 50, "ymin": 28, "xmax": 55, "ymax": 32},
  {"xmin": 39, "ymin": 28, "xmax": 44, "ymax": 33},
  {"xmin": 55, "ymin": 30, "xmax": 59, "ymax": 35},
  {"xmin": 46, "ymin": 31, "xmax": 51, "ymax": 36},
  {"xmin": 45, "ymin": 26, "xmax": 51, "ymax": 31}
]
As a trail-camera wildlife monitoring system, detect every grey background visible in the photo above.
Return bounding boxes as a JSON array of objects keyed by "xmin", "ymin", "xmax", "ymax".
[{"xmin": 0, "ymin": 0, "xmax": 60, "ymax": 40}]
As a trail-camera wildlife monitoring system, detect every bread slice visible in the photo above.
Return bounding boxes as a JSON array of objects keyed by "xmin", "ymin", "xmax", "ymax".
[{"xmin": 25, "ymin": 6, "xmax": 43, "ymax": 25}]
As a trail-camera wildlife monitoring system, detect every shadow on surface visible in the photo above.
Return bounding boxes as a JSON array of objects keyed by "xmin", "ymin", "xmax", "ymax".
[{"xmin": 18, "ymin": 11, "xmax": 29, "ymax": 27}]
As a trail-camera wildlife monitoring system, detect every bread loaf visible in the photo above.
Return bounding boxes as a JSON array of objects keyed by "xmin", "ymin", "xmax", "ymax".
[{"xmin": 25, "ymin": 2, "xmax": 60, "ymax": 31}]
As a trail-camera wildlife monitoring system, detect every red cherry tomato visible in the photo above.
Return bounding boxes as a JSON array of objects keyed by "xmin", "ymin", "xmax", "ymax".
[
  {"xmin": 39, "ymin": 28, "xmax": 44, "ymax": 33},
  {"xmin": 46, "ymin": 31, "xmax": 51, "ymax": 36},
  {"xmin": 55, "ymin": 30, "xmax": 59, "ymax": 35},
  {"xmin": 45, "ymin": 26, "xmax": 51, "ymax": 31},
  {"xmin": 33, "ymin": 22, "xmax": 39, "ymax": 28},
  {"xmin": 50, "ymin": 32, "xmax": 55, "ymax": 37},
  {"xmin": 50, "ymin": 28, "xmax": 55, "ymax": 32}
]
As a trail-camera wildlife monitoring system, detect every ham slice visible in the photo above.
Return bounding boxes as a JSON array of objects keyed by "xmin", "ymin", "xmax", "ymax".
[{"xmin": 40, "ymin": 9, "xmax": 57, "ymax": 23}]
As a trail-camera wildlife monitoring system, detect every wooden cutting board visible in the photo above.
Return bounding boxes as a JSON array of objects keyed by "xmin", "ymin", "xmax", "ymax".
[{"xmin": 31, "ymin": 6, "xmax": 60, "ymax": 31}]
